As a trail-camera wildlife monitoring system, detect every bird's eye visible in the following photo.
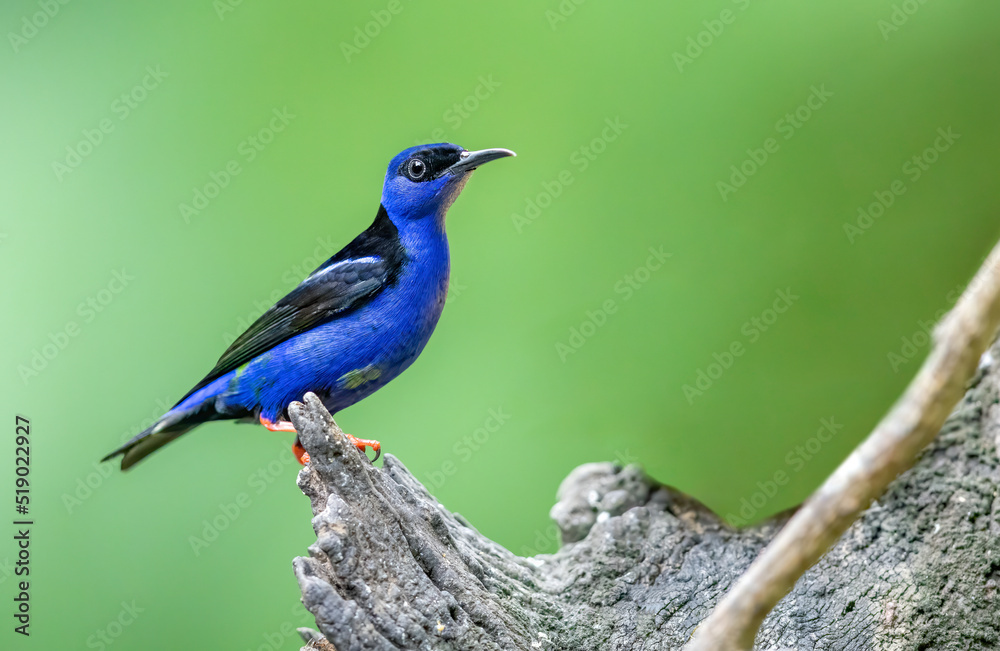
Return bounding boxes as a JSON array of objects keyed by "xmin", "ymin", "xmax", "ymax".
[{"xmin": 405, "ymin": 158, "xmax": 427, "ymax": 180}]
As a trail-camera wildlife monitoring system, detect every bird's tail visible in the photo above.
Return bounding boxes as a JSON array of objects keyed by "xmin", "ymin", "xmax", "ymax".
[{"xmin": 101, "ymin": 401, "xmax": 222, "ymax": 470}]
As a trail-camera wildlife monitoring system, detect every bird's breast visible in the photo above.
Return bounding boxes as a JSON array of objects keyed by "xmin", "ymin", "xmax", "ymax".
[{"xmin": 309, "ymin": 244, "xmax": 450, "ymax": 411}]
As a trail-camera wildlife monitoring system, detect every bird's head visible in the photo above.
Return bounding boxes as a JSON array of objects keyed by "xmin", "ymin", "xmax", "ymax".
[{"xmin": 381, "ymin": 143, "xmax": 515, "ymax": 224}]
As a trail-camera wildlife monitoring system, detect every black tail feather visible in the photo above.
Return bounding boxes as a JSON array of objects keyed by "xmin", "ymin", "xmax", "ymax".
[
  {"xmin": 101, "ymin": 400, "xmax": 227, "ymax": 470},
  {"xmin": 101, "ymin": 424, "xmax": 196, "ymax": 470}
]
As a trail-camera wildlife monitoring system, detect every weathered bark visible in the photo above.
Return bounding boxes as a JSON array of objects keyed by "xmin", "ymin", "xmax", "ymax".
[
  {"xmin": 292, "ymin": 344, "xmax": 1000, "ymax": 650},
  {"xmin": 690, "ymin": 239, "xmax": 1000, "ymax": 650}
]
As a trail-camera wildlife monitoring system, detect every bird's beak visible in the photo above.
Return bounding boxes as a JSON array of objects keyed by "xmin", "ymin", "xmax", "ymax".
[{"xmin": 442, "ymin": 148, "xmax": 516, "ymax": 177}]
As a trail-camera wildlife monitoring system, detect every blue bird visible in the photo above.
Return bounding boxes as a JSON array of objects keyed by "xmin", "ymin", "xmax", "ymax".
[{"xmin": 103, "ymin": 144, "xmax": 515, "ymax": 469}]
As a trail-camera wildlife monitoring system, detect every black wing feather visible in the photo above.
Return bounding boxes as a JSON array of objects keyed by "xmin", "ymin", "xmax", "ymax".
[{"xmin": 176, "ymin": 205, "xmax": 405, "ymax": 404}]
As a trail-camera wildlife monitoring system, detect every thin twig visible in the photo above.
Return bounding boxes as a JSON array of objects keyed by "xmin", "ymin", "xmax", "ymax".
[{"xmin": 687, "ymin": 239, "xmax": 1000, "ymax": 651}]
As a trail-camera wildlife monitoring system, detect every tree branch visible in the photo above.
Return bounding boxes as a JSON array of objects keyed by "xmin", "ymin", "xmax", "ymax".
[{"xmin": 686, "ymin": 241, "xmax": 1000, "ymax": 650}]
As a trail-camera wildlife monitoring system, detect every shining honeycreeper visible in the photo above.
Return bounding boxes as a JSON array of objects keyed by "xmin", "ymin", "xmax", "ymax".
[{"xmin": 103, "ymin": 144, "xmax": 515, "ymax": 470}]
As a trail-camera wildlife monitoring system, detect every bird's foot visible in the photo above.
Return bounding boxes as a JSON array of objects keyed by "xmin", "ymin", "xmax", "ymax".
[
  {"xmin": 346, "ymin": 434, "xmax": 381, "ymax": 463},
  {"xmin": 292, "ymin": 438, "xmax": 310, "ymax": 465},
  {"xmin": 290, "ymin": 435, "xmax": 378, "ymax": 465},
  {"xmin": 260, "ymin": 414, "xmax": 379, "ymax": 464},
  {"xmin": 259, "ymin": 415, "xmax": 296, "ymax": 433},
  {"xmin": 260, "ymin": 416, "xmax": 310, "ymax": 465}
]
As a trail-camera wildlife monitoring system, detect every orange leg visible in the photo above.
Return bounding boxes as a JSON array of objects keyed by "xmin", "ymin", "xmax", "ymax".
[
  {"xmin": 292, "ymin": 438, "xmax": 310, "ymax": 465},
  {"xmin": 259, "ymin": 415, "xmax": 296, "ymax": 432},
  {"xmin": 260, "ymin": 415, "xmax": 310, "ymax": 464},
  {"xmin": 259, "ymin": 415, "xmax": 380, "ymax": 464}
]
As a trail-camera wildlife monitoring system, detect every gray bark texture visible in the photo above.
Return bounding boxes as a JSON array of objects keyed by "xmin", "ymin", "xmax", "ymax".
[{"xmin": 290, "ymin": 343, "xmax": 1000, "ymax": 651}]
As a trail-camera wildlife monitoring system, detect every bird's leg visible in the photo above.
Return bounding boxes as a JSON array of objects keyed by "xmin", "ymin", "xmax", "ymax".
[
  {"xmin": 259, "ymin": 415, "xmax": 296, "ymax": 432},
  {"xmin": 292, "ymin": 438, "xmax": 310, "ymax": 466},
  {"xmin": 259, "ymin": 415, "xmax": 311, "ymax": 464},
  {"xmin": 291, "ymin": 434, "xmax": 379, "ymax": 465},
  {"xmin": 345, "ymin": 434, "xmax": 381, "ymax": 463},
  {"xmin": 260, "ymin": 414, "xmax": 379, "ymax": 464}
]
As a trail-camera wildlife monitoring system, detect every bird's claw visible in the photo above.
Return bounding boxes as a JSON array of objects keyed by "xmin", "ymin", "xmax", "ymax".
[
  {"xmin": 347, "ymin": 434, "xmax": 381, "ymax": 463},
  {"xmin": 262, "ymin": 414, "xmax": 379, "ymax": 464},
  {"xmin": 291, "ymin": 434, "xmax": 380, "ymax": 465}
]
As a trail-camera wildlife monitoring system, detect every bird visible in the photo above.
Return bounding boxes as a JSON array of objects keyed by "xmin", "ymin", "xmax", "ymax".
[{"xmin": 102, "ymin": 143, "xmax": 515, "ymax": 470}]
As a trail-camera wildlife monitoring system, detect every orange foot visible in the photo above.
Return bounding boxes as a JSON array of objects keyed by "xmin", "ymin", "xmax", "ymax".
[
  {"xmin": 259, "ymin": 415, "xmax": 296, "ymax": 432},
  {"xmin": 346, "ymin": 434, "xmax": 381, "ymax": 463},
  {"xmin": 292, "ymin": 438, "xmax": 310, "ymax": 465},
  {"xmin": 260, "ymin": 415, "xmax": 380, "ymax": 464},
  {"xmin": 260, "ymin": 416, "xmax": 311, "ymax": 464}
]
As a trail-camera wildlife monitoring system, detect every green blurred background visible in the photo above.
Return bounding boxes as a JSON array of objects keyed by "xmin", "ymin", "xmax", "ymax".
[{"xmin": 2, "ymin": 0, "xmax": 998, "ymax": 648}]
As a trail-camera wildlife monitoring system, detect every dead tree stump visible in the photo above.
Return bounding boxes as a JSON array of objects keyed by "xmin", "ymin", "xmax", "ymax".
[{"xmin": 291, "ymin": 344, "xmax": 1000, "ymax": 650}]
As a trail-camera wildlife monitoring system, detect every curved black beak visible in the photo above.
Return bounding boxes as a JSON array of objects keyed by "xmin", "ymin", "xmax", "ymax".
[{"xmin": 443, "ymin": 148, "xmax": 516, "ymax": 177}]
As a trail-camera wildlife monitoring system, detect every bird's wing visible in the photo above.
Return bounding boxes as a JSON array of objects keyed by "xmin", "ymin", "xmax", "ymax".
[
  {"xmin": 178, "ymin": 255, "xmax": 394, "ymax": 403},
  {"xmin": 176, "ymin": 206, "xmax": 406, "ymax": 404}
]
